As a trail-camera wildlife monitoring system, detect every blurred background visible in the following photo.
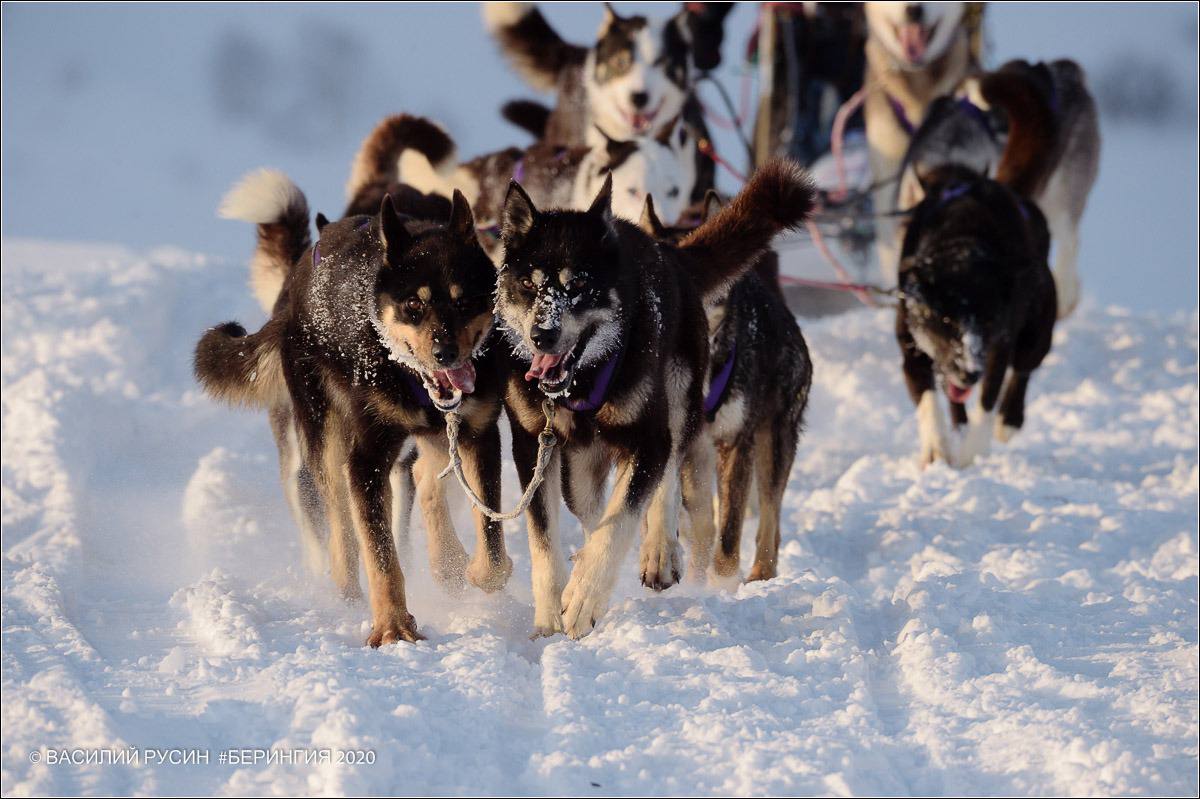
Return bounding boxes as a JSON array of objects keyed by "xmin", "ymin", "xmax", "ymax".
[{"xmin": 2, "ymin": 2, "xmax": 1197, "ymax": 312}]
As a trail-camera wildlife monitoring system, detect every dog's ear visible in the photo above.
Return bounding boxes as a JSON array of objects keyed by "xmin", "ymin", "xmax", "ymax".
[
  {"xmin": 501, "ymin": 181, "xmax": 538, "ymax": 245},
  {"xmin": 379, "ymin": 194, "xmax": 410, "ymax": 265},
  {"xmin": 315, "ymin": 212, "xmax": 330, "ymax": 232},
  {"xmin": 638, "ymin": 194, "xmax": 666, "ymax": 237},
  {"xmin": 599, "ymin": 2, "xmax": 622, "ymax": 36},
  {"xmin": 588, "ymin": 172, "xmax": 614, "ymax": 225},
  {"xmin": 447, "ymin": 189, "xmax": 478, "ymax": 245},
  {"xmin": 700, "ymin": 189, "xmax": 722, "ymax": 223}
]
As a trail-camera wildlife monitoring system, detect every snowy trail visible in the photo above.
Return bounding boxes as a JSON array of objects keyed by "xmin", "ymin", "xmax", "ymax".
[{"xmin": 2, "ymin": 240, "xmax": 1196, "ymax": 796}]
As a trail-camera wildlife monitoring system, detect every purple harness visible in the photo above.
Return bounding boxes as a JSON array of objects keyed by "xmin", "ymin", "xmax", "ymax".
[
  {"xmin": 561, "ymin": 350, "xmax": 621, "ymax": 413},
  {"xmin": 888, "ymin": 94, "xmax": 917, "ymax": 136},
  {"xmin": 703, "ymin": 342, "xmax": 737, "ymax": 419}
]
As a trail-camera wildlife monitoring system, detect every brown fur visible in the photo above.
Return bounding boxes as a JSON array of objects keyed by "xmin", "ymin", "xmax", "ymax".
[
  {"xmin": 346, "ymin": 114, "xmax": 457, "ymax": 201},
  {"xmin": 981, "ymin": 66, "xmax": 1061, "ymax": 198},
  {"xmin": 679, "ymin": 159, "xmax": 815, "ymax": 300},
  {"xmin": 193, "ymin": 319, "xmax": 289, "ymax": 409}
]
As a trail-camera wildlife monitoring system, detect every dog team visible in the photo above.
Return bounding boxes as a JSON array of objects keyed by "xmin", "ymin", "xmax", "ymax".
[{"xmin": 194, "ymin": 2, "xmax": 1098, "ymax": 644}]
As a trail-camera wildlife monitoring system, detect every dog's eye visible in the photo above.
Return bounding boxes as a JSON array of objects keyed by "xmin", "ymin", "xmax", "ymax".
[
  {"xmin": 612, "ymin": 50, "xmax": 632, "ymax": 74},
  {"xmin": 568, "ymin": 276, "xmax": 588, "ymax": 292},
  {"xmin": 405, "ymin": 297, "xmax": 425, "ymax": 315},
  {"xmin": 520, "ymin": 277, "xmax": 536, "ymax": 292},
  {"xmin": 627, "ymin": 187, "xmax": 639, "ymax": 197},
  {"xmin": 667, "ymin": 187, "xmax": 680, "ymax": 199}
]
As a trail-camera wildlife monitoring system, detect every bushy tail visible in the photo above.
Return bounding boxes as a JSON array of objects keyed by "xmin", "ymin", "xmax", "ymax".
[
  {"xmin": 218, "ymin": 169, "xmax": 310, "ymax": 313},
  {"xmin": 680, "ymin": 159, "xmax": 815, "ymax": 299},
  {"xmin": 345, "ymin": 114, "xmax": 458, "ymax": 201},
  {"xmin": 501, "ymin": 98, "xmax": 552, "ymax": 140},
  {"xmin": 981, "ymin": 62, "xmax": 1060, "ymax": 197},
  {"xmin": 194, "ymin": 319, "xmax": 288, "ymax": 409},
  {"xmin": 483, "ymin": 2, "xmax": 586, "ymax": 92}
]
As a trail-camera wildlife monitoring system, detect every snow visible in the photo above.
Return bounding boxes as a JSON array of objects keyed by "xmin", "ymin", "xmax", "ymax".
[{"xmin": 3, "ymin": 239, "xmax": 1196, "ymax": 796}]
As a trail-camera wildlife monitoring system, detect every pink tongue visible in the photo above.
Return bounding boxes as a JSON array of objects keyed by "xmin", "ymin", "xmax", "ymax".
[
  {"xmin": 525, "ymin": 352, "xmax": 564, "ymax": 382},
  {"xmin": 946, "ymin": 383, "xmax": 972, "ymax": 404},
  {"xmin": 898, "ymin": 23, "xmax": 928, "ymax": 61},
  {"xmin": 439, "ymin": 361, "xmax": 476, "ymax": 394}
]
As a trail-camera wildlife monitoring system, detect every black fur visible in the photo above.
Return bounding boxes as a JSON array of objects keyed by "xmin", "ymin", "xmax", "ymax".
[{"xmin": 896, "ymin": 164, "xmax": 1056, "ymax": 447}]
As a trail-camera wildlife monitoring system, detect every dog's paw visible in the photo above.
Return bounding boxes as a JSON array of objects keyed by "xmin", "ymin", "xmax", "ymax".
[
  {"xmin": 560, "ymin": 546, "xmax": 615, "ymax": 639},
  {"xmin": 709, "ymin": 569, "xmax": 741, "ymax": 593},
  {"xmin": 713, "ymin": 550, "xmax": 740, "ymax": 580},
  {"xmin": 639, "ymin": 533, "xmax": 682, "ymax": 592},
  {"xmin": 994, "ymin": 418, "xmax": 1020, "ymax": 444},
  {"xmin": 366, "ymin": 610, "xmax": 424, "ymax": 647},
  {"xmin": 746, "ymin": 560, "xmax": 777, "ymax": 582},
  {"xmin": 466, "ymin": 553, "xmax": 513, "ymax": 593}
]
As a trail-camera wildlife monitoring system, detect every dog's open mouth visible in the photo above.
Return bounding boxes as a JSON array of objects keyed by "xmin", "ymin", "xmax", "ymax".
[
  {"xmin": 945, "ymin": 380, "xmax": 972, "ymax": 404},
  {"xmin": 425, "ymin": 362, "xmax": 476, "ymax": 411},
  {"xmin": 525, "ymin": 349, "xmax": 577, "ymax": 396},
  {"xmin": 625, "ymin": 98, "xmax": 664, "ymax": 134}
]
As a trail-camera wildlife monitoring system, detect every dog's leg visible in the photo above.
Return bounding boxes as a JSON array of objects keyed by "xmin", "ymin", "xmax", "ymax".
[
  {"xmin": 458, "ymin": 421, "xmax": 513, "ymax": 593},
  {"xmin": 680, "ymin": 432, "xmax": 717, "ymax": 580},
  {"xmin": 948, "ymin": 400, "xmax": 968, "ymax": 430},
  {"xmin": 712, "ymin": 440, "xmax": 755, "ymax": 580},
  {"xmin": 957, "ymin": 355, "xmax": 1008, "ymax": 467},
  {"xmin": 899, "ymin": 312, "xmax": 951, "ymax": 466},
  {"xmin": 995, "ymin": 370, "xmax": 1031, "ymax": 443},
  {"xmin": 347, "ymin": 433, "xmax": 422, "ymax": 646},
  {"xmin": 316, "ymin": 416, "xmax": 362, "ymax": 601},
  {"xmin": 1050, "ymin": 213, "xmax": 1082, "ymax": 319},
  {"xmin": 562, "ymin": 445, "xmax": 611, "ymax": 535},
  {"xmin": 270, "ymin": 406, "xmax": 327, "ymax": 577},
  {"xmin": 413, "ymin": 437, "xmax": 470, "ymax": 594},
  {"xmin": 748, "ymin": 420, "xmax": 798, "ymax": 582},
  {"xmin": 510, "ymin": 412, "xmax": 567, "ymax": 637},
  {"xmin": 389, "ymin": 446, "xmax": 418, "ymax": 569},
  {"xmin": 639, "ymin": 449, "xmax": 683, "ymax": 591},
  {"xmin": 561, "ymin": 440, "xmax": 668, "ymax": 639}
]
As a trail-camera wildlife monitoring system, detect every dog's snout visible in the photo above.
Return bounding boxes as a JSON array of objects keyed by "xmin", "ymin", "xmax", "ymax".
[
  {"xmin": 630, "ymin": 91, "xmax": 650, "ymax": 109},
  {"xmin": 962, "ymin": 369, "xmax": 981, "ymax": 386},
  {"xmin": 531, "ymin": 327, "xmax": 560, "ymax": 352},
  {"xmin": 432, "ymin": 335, "xmax": 459, "ymax": 366},
  {"xmin": 905, "ymin": 4, "xmax": 925, "ymax": 23}
]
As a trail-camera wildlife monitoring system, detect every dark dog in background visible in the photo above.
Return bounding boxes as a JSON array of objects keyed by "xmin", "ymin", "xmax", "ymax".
[{"xmin": 896, "ymin": 164, "xmax": 1056, "ymax": 468}]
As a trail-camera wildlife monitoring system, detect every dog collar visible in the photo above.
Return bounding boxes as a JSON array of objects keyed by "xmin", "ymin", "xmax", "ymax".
[
  {"xmin": 559, "ymin": 347, "xmax": 621, "ymax": 413},
  {"xmin": 703, "ymin": 340, "xmax": 737, "ymax": 420},
  {"xmin": 938, "ymin": 183, "xmax": 971, "ymax": 205},
  {"xmin": 887, "ymin": 93, "xmax": 916, "ymax": 136}
]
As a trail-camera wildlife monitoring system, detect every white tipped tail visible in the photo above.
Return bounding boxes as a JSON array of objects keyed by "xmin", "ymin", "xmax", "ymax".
[
  {"xmin": 219, "ymin": 168, "xmax": 306, "ymax": 225},
  {"xmin": 218, "ymin": 168, "xmax": 311, "ymax": 313}
]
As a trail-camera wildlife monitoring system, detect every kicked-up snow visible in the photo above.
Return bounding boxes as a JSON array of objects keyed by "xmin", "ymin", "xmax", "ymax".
[{"xmin": 1, "ymin": 239, "xmax": 1196, "ymax": 796}]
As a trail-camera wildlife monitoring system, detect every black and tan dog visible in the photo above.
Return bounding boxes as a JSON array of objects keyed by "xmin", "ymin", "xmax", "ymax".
[
  {"xmin": 640, "ymin": 194, "xmax": 813, "ymax": 583},
  {"xmin": 896, "ymin": 163, "xmax": 1056, "ymax": 468},
  {"xmin": 198, "ymin": 180, "xmax": 511, "ymax": 646},
  {"xmin": 495, "ymin": 159, "xmax": 814, "ymax": 638}
]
